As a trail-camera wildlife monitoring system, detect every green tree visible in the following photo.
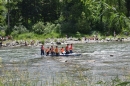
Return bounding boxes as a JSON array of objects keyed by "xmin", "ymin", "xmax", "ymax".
[
  {"xmin": 81, "ymin": 0, "xmax": 130, "ymax": 35},
  {"xmin": 3, "ymin": 0, "xmax": 130, "ymax": 36},
  {"xmin": 125, "ymin": 0, "xmax": 130, "ymax": 17},
  {"xmin": 0, "ymin": 0, "xmax": 7, "ymax": 27},
  {"xmin": 8, "ymin": 0, "xmax": 61, "ymax": 31},
  {"xmin": 61, "ymin": 0, "xmax": 84, "ymax": 33}
]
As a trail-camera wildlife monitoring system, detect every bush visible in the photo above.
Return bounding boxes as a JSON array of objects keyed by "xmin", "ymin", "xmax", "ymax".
[
  {"xmin": 33, "ymin": 22, "xmax": 61, "ymax": 35},
  {"xmin": 44, "ymin": 22, "xmax": 61, "ymax": 35},
  {"xmin": 13, "ymin": 25, "xmax": 29, "ymax": 34},
  {"xmin": 17, "ymin": 32, "xmax": 35, "ymax": 40},
  {"xmin": 76, "ymin": 31, "xmax": 81, "ymax": 38},
  {"xmin": 0, "ymin": 30, "xmax": 5, "ymax": 36},
  {"xmin": 11, "ymin": 30, "xmax": 19, "ymax": 38},
  {"xmin": 32, "ymin": 22, "xmax": 45, "ymax": 34},
  {"xmin": 122, "ymin": 28, "xmax": 129, "ymax": 36},
  {"xmin": 11, "ymin": 25, "xmax": 28, "ymax": 38},
  {"xmin": 55, "ymin": 23, "xmax": 61, "ymax": 33},
  {"xmin": 44, "ymin": 22, "xmax": 55, "ymax": 34}
]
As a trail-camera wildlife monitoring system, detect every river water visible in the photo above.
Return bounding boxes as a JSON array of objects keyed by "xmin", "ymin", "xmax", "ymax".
[{"xmin": 0, "ymin": 41, "xmax": 130, "ymax": 85}]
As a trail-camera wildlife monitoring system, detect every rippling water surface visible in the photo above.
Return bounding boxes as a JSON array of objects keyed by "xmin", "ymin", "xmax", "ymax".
[{"xmin": 0, "ymin": 42, "xmax": 130, "ymax": 84}]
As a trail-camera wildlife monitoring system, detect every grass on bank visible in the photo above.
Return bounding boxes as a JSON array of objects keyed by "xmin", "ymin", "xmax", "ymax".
[
  {"xmin": 12, "ymin": 31, "xmax": 130, "ymax": 42},
  {"xmin": 0, "ymin": 60, "xmax": 130, "ymax": 86},
  {"xmin": 13, "ymin": 32, "xmax": 60, "ymax": 40},
  {"xmin": 1, "ymin": 30, "xmax": 130, "ymax": 46},
  {"xmin": 0, "ymin": 67, "xmax": 130, "ymax": 86}
]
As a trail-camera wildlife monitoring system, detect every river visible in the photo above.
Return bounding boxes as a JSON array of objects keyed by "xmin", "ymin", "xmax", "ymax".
[{"xmin": 0, "ymin": 41, "xmax": 130, "ymax": 85}]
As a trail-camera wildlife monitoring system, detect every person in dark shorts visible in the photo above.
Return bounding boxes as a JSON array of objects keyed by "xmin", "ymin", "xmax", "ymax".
[{"xmin": 41, "ymin": 44, "xmax": 44, "ymax": 55}]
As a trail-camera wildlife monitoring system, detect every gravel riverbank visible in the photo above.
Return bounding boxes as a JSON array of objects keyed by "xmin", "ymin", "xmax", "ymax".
[
  {"xmin": 44, "ymin": 36, "xmax": 130, "ymax": 45},
  {"xmin": 0, "ymin": 36, "xmax": 130, "ymax": 47}
]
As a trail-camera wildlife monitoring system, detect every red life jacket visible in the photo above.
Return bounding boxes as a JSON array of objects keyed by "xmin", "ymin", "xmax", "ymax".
[
  {"xmin": 65, "ymin": 46, "xmax": 69, "ymax": 51},
  {"xmin": 69, "ymin": 45, "xmax": 72, "ymax": 50}
]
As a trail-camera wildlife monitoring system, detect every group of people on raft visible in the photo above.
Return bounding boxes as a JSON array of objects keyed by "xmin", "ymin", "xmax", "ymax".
[{"xmin": 41, "ymin": 44, "xmax": 73, "ymax": 56}]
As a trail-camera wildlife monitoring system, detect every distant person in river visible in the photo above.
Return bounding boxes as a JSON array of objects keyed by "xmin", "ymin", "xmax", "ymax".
[
  {"xmin": 65, "ymin": 44, "xmax": 70, "ymax": 54},
  {"xmin": 66, "ymin": 34, "xmax": 68, "ymax": 38},
  {"xmin": 114, "ymin": 31, "xmax": 116, "ymax": 37},
  {"xmin": 45, "ymin": 47, "xmax": 50, "ymax": 56},
  {"xmin": 69, "ymin": 43, "xmax": 73, "ymax": 53},
  {"xmin": 41, "ymin": 44, "xmax": 44, "ymax": 55},
  {"xmin": 55, "ymin": 46, "xmax": 59, "ymax": 56}
]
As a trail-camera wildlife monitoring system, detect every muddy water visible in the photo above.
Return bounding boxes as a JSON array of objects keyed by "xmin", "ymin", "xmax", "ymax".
[{"xmin": 0, "ymin": 42, "xmax": 130, "ymax": 84}]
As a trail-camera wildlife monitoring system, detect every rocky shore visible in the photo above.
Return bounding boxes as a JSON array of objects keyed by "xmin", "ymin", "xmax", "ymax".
[{"xmin": 0, "ymin": 36, "xmax": 130, "ymax": 47}]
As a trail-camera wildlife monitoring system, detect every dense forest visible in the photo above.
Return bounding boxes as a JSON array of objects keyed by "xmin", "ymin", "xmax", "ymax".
[{"xmin": 0, "ymin": 0, "xmax": 130, "ymax": 38}]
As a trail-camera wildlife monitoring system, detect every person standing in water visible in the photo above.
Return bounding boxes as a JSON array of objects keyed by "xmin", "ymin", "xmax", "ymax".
[{"xmin": 41, "ymin": 44, "xmax": 44, "ymax": 55}]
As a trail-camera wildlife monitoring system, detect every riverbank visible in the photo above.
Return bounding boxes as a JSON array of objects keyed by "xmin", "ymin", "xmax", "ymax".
[{"xmin": 0, "ymin": 36, "xmax": 130, "ymax": 47}]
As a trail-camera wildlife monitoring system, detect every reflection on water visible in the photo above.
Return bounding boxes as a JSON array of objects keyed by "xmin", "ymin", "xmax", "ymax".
[{"xmin": 0, "ymin": 42, "xmax": 130, "ymax": 84}]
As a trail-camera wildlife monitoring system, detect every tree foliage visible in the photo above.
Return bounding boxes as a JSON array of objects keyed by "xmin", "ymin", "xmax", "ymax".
[
  {"xmin": 0, "ymin": 0, "xmax": 7, "ymax": 27},
  {"xmin": 0, "ymin": 0, "xmax": 129, "ymax": 36}
]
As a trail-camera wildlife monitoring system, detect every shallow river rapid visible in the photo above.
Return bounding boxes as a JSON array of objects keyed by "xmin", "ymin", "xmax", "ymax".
[{"xmin": 0, "ymin": 41, "xmax": 130, "ymax": 85}]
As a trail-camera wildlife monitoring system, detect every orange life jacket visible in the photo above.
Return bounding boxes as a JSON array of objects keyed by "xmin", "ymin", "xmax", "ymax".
[
  {"xmin": 60, "ymin": 48, "xmax": 64, "ymax": 53},
  {"xmin": 55, "ymin": 48, "xmax": 59, "ymax": 53}
]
